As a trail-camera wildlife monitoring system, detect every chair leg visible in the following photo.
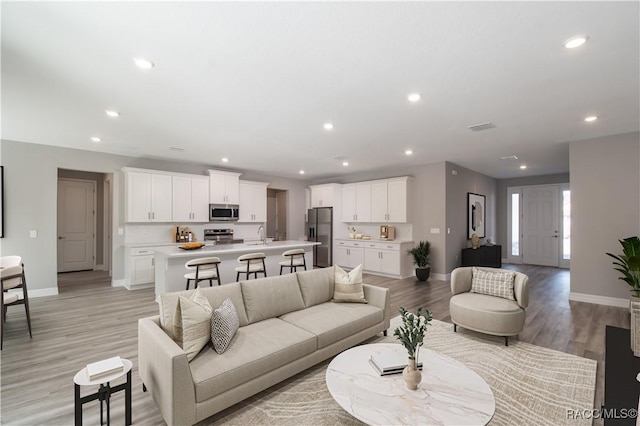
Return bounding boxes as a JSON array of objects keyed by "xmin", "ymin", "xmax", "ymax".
[
  {"xmin": 1, "ymin": 291, "xmax": 4, "ymax": 350},
  {"xmin": 303, "ymin": 256, "xmax": 307, "ymax": 271},
  {"xmin": 383, "ymin": 330, "xmax": 387, "ymax": 336},
  {"xmin": 504, "ymin": 336, "xmax": 509, "ymax": 346},
  {"xmin": 185, "ymin": 279, "xmax": 191, "ymax": 291},
  {"xmin": 209, "ymin": 279, "xmax": 213, "ymax": 287},
  {"xmin": 280, "ymin": 265, "xmax": 283, "ymax": 275},
  {"xmin": 216, "ymin": 265, "xmax": 221, "ymax": 286},
  {"xmin": 453, "ymin": 324, "xmax": 457, "ymax": 332},
  {"xmin": 262, "ymin": 260, "xmax": 267, "ymax": 277},
  {"xmin": 236, "ymin": 271, "xmax": 240, "ymax": 282},
  {"xmin": 22, "ymin": 277, "xmax": 32, "ymax": 338}
]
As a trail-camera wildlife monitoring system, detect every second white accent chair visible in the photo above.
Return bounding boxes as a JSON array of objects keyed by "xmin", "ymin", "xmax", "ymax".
[
  {"xmin": 235, "ymin": 253, "xmax": 267, "ymax": 281},
  {"xmin": 1, "ymin": 256, "xmax": 33, "ymax": 350},
  {"xmin": 279, "ymin": 249, "xmax": 307, "ymax": 275},
  {"xmin": 184, "ymin": 257, "xmax": 222, "ymax": 290}
]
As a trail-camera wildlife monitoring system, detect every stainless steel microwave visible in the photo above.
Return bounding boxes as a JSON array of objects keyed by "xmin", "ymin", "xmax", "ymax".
[{"xmin": 209, "ymin": 204, "xmax": 239, "ymax": 222}]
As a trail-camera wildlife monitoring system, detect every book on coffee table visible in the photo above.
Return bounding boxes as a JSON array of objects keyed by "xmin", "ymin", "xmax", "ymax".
[
  {"xmin": 369, "ymin": 352, "xmax": 423, "ymax": 376},
  {"xmin": 86, "ymin": 356, "xmax": 124, "ymax": 381}
]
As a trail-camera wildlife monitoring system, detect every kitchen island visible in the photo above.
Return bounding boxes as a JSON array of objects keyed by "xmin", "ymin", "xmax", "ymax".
[{"xmin": 153, "ymin": 240, "xmax": 320, "ymax": 295}]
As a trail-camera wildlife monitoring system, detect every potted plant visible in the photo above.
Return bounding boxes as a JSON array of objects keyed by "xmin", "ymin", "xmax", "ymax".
[
  {"xmin": 407, "ymin": 240, "xmax": 431, "ymax": 281},
  {"xmin": 607, "ymin": 236, "xmax": 640, "ymax": 357},
  {"xmin": 393, "ymin": 307, "xmax": 433, "ymax": 390}
]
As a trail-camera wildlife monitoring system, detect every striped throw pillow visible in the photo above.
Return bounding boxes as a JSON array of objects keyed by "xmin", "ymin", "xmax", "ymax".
[
  {"xmin": 333, "ymin": 264, "xmax": 367, "ymax": 303},
  {"xmin": 174, "ymin": 288, "xmax": 214, "ymax": 361},
  {"xmin": 471, "ymin": 267, "xmax": 516, "ymax": 301}
]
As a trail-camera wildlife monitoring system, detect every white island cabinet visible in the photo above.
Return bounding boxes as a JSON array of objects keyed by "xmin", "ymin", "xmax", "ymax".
[{"xmin": 154, "ymin": 241, "xmax": 320, "ymax": 295}]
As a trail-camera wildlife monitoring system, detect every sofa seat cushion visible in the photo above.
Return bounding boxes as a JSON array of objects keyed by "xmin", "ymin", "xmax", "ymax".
[
  {"xmin": 189, "ymin": 318, "xmax": 316, "ymax": 403},
  {"xmin": 450, "ymin": 292, "xmax": 525, "ymax": 336},
  {"xmin": 279, "ymin": 302, "xmax": 383, "ymax": 349}
]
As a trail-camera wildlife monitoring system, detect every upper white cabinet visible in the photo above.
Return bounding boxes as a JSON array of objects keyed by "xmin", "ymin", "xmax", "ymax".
[
  {"xmin": 209, "ymin": 170, "xmax": 241, "ymax": 204},
  {"xmin": 304, "ymin": 188, "xmax": 311, "ymax": 222},
  {"xmin": 370, "ymin": 177, "xmax": 411, "ymax": 223},
  {"xmin": 342, "ymin": 183, "xmax": 371, "ymax": 222},
  {"xmin": 239, "ymin": 180, "xmax": 268, "ymax": 222},
  {"xmin": 125, "ymin": 169, "xmax": 173, "ymax": 222},
  {"xmin": 310, "ymin": 183, "xmax": 340, "ymax": 207},
  {"xmin": 172, "ymin": 175, "xmax": 210, "ymax": 222}
]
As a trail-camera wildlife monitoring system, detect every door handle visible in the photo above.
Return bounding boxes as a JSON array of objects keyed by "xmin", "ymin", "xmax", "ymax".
[{"xmin": 58, "ymin": 236, "xmax": 65, "ymax": 240}]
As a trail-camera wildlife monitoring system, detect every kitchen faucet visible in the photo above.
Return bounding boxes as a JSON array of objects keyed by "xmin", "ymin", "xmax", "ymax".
[{"xmin": 258, "ymin": 225, "xmax": 265, "ymax": 244}]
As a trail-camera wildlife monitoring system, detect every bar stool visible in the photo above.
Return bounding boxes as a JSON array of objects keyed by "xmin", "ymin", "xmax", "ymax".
[
  {"xmin": 1, "ymin": 256, "xmax": 32, "ymax": 350},
  {"xmin": 236, "ymin": 253, "xmax": 267, "ymax": 281},
  {"xmin": 279, "ymin": 249, "xmax": 307, "ymax": 275},
  {"xmin": 184, "ymin": 257, "xmax": 222, "ymax": 290}
]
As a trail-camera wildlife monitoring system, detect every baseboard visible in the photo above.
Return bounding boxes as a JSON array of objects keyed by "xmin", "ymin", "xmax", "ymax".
[
  {"xmin": 111, "ymin": 279, "xmax": 127, "ymax": 289},
  {"xmin": 569, "ymin": 292, "xmax": 630, "ymax": 308},
  {"xmin": 95, "ymin": 264, "xmax": 105, "ymax": 271},
  {"xmin": 6, "ymin": 287, "xmax": 59, "ymax": 298},
  {"xmin": 501, "ymin": 258, "xmax": 508, "ymax": 264},
  {"xmin": 130, "ymin": 283, "xmax": 154, "ymax": 291},
  {"xmin": 431, "ymin": 272, "xmax": 451, "ymax": 282}
]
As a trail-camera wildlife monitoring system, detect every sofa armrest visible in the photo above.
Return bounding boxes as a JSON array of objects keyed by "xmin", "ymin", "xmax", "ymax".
[
  {"xmin": 138, "ymin": 316, "xmax": 196, "ymax": 426},
  {"xmin": 451, "ymin": 267, "xmax": 473, "ymax": 295},
  {"xmin": 514, "ymin": 273, "xmax": 529, "ymax": 309},
  {"xmin": 363, "ymin": 283, "xmax": 391, "ymax": 331}
]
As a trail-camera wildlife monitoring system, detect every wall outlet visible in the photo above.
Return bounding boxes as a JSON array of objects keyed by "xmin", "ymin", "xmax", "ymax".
[
  {"xmin": 430, "ymin": 228, "xmax": 440, "ymax": 234},
  {"xmin": 29, "ymin": 230, "xmax": 37, "ymax": 238},
  {"xmin": 118, "ymin": 228, "xmax": 124, "ymax": 236},
  {"xmin": 447, "ymin": 228, "xmax": 451, "ymax": 234}
]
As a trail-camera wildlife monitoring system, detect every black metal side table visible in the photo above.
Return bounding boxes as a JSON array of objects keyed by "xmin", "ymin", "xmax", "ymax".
[{"xmin": 73, "ymin": 358, "xmax": 132, "ymax": 426}]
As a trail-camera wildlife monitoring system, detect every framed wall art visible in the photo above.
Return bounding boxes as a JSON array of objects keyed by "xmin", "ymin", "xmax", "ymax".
[{"xmin": 467, "ymin": 192, "xmax": 485, "ymax": 239}]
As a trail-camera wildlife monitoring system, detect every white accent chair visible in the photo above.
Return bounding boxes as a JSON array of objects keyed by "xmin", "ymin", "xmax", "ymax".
[
  {"xmin": 184, "ymin": 257, "xmax": 222, "ymax": 290},
  {"xmin": 279, "ymin": 249, "xmax": 307, "ymax": 275},
  {"xmin": 449, "ymin": 266, "xmax": 529, "ymax": 346},
  {"xmin": 235, "ymin": 253, "xmax": 267, "ymax": 281},
  {"xmin": 1, "ymin": 256, "xmax": 33, "ymax": 350}
]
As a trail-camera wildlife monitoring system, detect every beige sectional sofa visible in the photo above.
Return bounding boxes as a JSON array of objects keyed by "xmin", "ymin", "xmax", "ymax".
[{"xmin": 138, "ymin": 266, "xmax": 390, "ymax": 425}]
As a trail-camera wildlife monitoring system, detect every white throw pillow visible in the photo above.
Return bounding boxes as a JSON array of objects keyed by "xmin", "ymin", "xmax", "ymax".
[
  {"xmin": 471, "ymin": 267, "xmax": 516, "ymax": 301},
  {"xmin": 174, "ymin": 288, "xmax": 214, "ymax": 361},
  {"xmin": 211, "ymin": 298, "xmax": 240, "ymax": 354},
  {"xmin": 333, "ymin": 264, "xmax": 367, "ymax": 303}
]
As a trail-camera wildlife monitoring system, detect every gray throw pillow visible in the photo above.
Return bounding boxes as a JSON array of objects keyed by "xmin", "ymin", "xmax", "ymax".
[
  {"xmin": 471, "ymin": 267, "xmax": 516, "ymax": 301},
  {"xmin": 211, "ymin": 298, "xmax": 240, "ymax": 354}
]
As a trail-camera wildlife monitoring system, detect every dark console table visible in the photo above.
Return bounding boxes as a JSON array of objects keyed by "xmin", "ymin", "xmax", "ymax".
[{"xmin": 461, "ymin": 245, "xmax": 502, "ymax": 268}]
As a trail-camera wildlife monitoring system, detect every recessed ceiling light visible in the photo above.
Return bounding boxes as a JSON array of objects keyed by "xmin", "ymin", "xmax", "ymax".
[
  {"xmin": 407, "ymin": 93, "xmax": 421, "ymax": 102},
  {"xmin": 90, "ymin": 136, "xmax": 102, "ymax": 143},
  {"xmin": 221, "ymin": 157, "xmax": 229, "ymax": 163},
  {"xmin": 105, "ymin": 110, "xmax": 120, "ymax": 118},
  {"xmin": 342, "ymin": 161, "xmax": 349, "ymax": 167},
  {"xmin": 323, "ymin": 123, "xmax": 334, "ymax": 131},
  {"xmin": 299, "ymin": 170, "xmax": 305, "ymax": 175},
  {"xmin": 133, "ymin": 57, "xmax": 155, "ymax": 70},
  {"xmin": 584, "ymin": 115, "xmax": 598, "ymax": 122},
  {"xmin": 405, "ymin": 150, "xmax": 413, "ymax": 156},
  {"xmin": 520, "ymin": 165, "xmax": 527, "ymax": 170},
  {"xmin": 564, "ymin": 35, "xmax": 589, "ymax": 49}
]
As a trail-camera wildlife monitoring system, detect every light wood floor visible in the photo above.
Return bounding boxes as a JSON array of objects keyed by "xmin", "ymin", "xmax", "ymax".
[{"xmin": 0, "ymin": 265, "xmax": 627, "ymax": 425}]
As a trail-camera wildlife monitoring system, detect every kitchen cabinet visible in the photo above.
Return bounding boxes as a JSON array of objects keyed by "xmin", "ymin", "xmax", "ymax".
[
  {"xmin": 125, "ymin": 170, "xmax": 173, "ymax": 222},
  {"xmin": 334, "ymin": 240, "xmax": 365, "ymax": 269},
  {"xmin": 364, "ymin": 243, "xmax": 401, "ymax": 275},
  {"xmin": 238, "ymin": 180, "xmax": 268, "ymax": 222},
  {"xmin": 304, "ymin": 188, "xmax": 311, "ymax": 222},
  {"xmin": 125, "ymin": 247, "xmax": 156, "ymax": 288},
  {"xmin": 310, "ymin": 184, "xmax": 340, "ymax": 208},
  {"xmin": 172, "ymin": 175, "xmax": 209, "ymax": 222},
  {"xmin": 342, "ymin": 183, "xmax": 371, "ymax": 222},
  {"xmin": 370, "ymin": 177, "xmax": 411, "ymax": 223},
  {"xmin": 209, "ymin": 170, "xmax": 241, "ymax": 204}
]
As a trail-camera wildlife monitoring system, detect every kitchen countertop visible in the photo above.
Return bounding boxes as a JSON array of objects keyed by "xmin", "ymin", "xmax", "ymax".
[
  {"xmin": 124, "ymin": 242, "xmax": 187, "ymax": 248},
  {"xmin": 154, "ymin": 240, "xmax": 320, "ymax": 258},
  {"xmin": 335, "ymin": 238, "xmax": 414, "ymax": 243}
]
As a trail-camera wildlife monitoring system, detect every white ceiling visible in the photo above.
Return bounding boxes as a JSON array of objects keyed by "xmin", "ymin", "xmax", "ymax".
[{"xmin": 2, "ymin": 2, "xmax": 638, "ymax": 179}]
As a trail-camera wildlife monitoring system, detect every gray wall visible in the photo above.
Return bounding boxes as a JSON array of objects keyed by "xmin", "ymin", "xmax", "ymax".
[
  {"xmin": 496, "ymin": 173, "xmax": 570, "ymax": 258},
  {"xmin": 0, "ymin": 139, "xmax": 306, "ymax": 291},
  {"xmin": 445, "ymin": 162, "xmax": 498, "ymax": 272},
  {"xmin": 570, "ymin": 132, "xmax": 640, "ymax": 299},
  {"xmin": 58, "ymin": 169, "xmax": 106, "ymax": 265}
]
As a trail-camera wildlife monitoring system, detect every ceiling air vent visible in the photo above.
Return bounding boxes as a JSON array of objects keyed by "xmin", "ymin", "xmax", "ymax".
[
  {"xmin": 500, "ymin": 155, "xmax": 518, "ymax": 160},
  {"xmin": 169, "ymin": 147, "xmax": 184, "ymax": 152},
  {"xmin": 468, "ymin": 122, "xmax": 495, "ymax": 132}
]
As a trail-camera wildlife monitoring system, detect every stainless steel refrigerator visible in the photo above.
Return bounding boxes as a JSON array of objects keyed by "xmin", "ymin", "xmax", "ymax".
[{"xmin": 307, "ymin": 207, "xmax": 333, "ymax": 267}]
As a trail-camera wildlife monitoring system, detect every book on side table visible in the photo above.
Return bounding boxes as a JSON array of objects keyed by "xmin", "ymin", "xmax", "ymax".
[
  {"xmin": 369, "ymin": 352, "xmax": 423, "ymax": 376},
  {"xmin": 86, "ymin": 356, "xmax": 124, "ymax": 381}
]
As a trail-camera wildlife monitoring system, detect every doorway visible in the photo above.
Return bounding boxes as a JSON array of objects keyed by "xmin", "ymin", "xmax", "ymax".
[
  {"xmin": 267, "ymin": 189, "xmax": 288, "ymax": 241},
  {"xmin": 57, "ymin": 169, "xmax": 112, "ymax": 278},
  {"xmin": 507, "ymin": 184, "xmax": 570, "ymax": 268}
]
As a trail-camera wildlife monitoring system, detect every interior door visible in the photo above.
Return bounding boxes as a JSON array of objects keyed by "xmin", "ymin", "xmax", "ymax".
[
  {"xmin": 57, "ymin": 179, "xmax": 95, "ymax": 272},
  {"xmin": 523, "ymin": 185, "xmax": 559, "ymax": 266}
]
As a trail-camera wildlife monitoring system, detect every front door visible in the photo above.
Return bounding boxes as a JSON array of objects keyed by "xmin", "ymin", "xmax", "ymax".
[
  {"xmin": 522, "ymin": 185, "xmax": 559, "ymax": 267},
  {"xmin": 57, "ymin": 179, "xmax": 95, "ymax": 272}
]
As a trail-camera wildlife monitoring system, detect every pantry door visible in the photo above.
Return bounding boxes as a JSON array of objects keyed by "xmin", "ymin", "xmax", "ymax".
[{"xmin": 57, "ymin": 179, "xmax": 96, "ymax": 272}]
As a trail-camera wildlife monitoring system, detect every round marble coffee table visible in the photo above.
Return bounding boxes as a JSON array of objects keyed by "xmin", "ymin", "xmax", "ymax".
[{"xmin": 326, "ymin": 343, "xmax": 495, "ymax": 425}]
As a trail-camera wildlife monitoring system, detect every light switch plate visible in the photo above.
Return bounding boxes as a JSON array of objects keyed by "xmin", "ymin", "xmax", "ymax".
[
  {"xmin": 118, "ymin": 228, "xmax": 124, "ymax": 236},
  {"xmin": 29, "ymin": 230, "xmax": 37, "ymax": 238},
  {"xmin": 430, "ymin": 228, "xmax": 440, "ymax": 234}
]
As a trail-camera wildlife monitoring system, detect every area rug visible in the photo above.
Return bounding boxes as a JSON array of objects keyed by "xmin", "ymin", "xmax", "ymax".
[{"xmin": 202, "ymin": 318, "xmax": 597, "ymax": 426}]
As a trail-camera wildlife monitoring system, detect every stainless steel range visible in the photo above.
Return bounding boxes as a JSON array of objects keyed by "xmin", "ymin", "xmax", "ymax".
[{"xmin": 204, "ymin": 229, "xmax": 244, "ymax": 245}]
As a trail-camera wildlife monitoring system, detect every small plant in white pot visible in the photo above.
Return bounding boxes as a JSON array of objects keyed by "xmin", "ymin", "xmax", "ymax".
[
  {"xmin": 407, "ymin": 241, "xmax": 431, "ymax": 282},
  {"xmin": 393, "ymin": 307, "xmax": 433, "ymax": 390}
]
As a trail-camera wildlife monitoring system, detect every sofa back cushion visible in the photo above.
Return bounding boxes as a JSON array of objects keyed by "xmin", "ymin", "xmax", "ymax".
[
  {"xmin": 241, "ymin": 274, "xmax": 305, "ymax": 323},
  {"xmin": 296, "ymin": 266, "xmax": 335, "ymax": 308},
  {"xmin": 158, "ymin": 282, "xmax": 249, "ymax": 339}
]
